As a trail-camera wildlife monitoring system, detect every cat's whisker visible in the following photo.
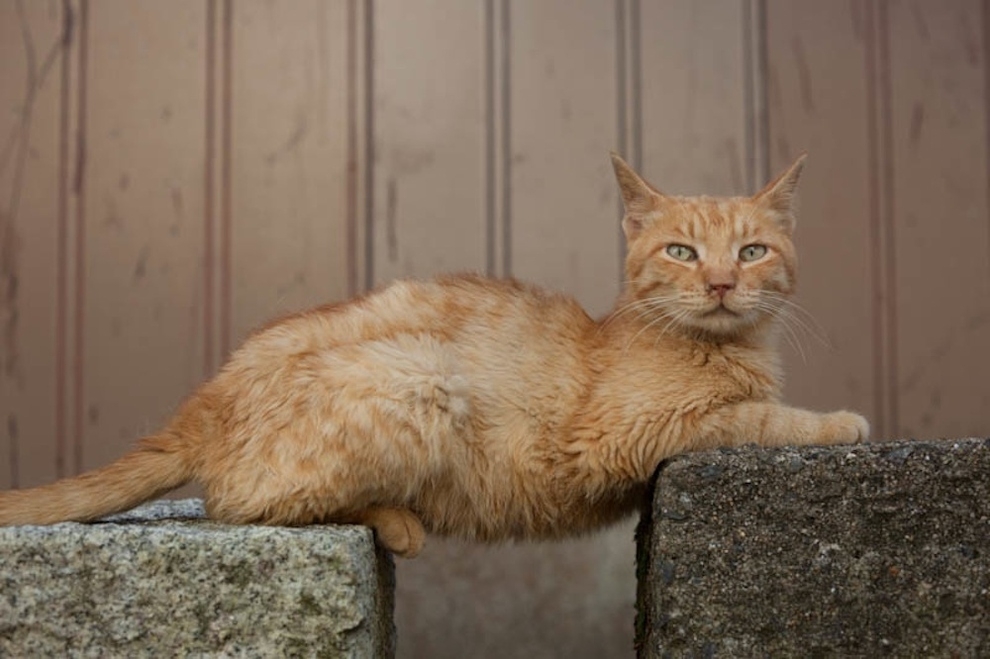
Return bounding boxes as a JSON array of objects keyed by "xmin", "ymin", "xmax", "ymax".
[
  {"xmin": 760, "ymin": 293, "xmax": 832, "ymax": 348},
  {"xmin": 780, "ymin": 322, "xmax": 807, "ymax": 364},
  {"xmin": 753, "ymin": 302, "xmax": 808, "ymax": 363},
  {"xmin": 599, "ymin": 298, "xmax": 657, "ymax": 329},
  {"xmin": 764, "ymin": 303, "xmax": 827, "ymax": 353},
  {"xmin": 598, "ymin": 295, "xmax": 680, "ymax": 334},
  {"xmin": 762, "ymin": 294, "xmax": 830, "ymax": 338},
  {"xmin": 654, "ymin": 309, "xmax": 691, "ymax": 347},
  {"xmin": 625, "ymin": 310, "xmax": 677, "ymax": 349},
  {"xmin": 765, "ymin": 314, "xmax": 806, "ymax": 363},
  {"xmin": 761, "ymin": 291, "xmax": 821, "ymax": 322},
  {"xmin": 623, "ymin": 307, "xmax": 682, "ymax": 353}
]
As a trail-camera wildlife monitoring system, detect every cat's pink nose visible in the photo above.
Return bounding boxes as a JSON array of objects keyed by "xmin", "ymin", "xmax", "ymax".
[{"xmin": 707, "ymin": 283, "xmax": 735, "ymax": 298}]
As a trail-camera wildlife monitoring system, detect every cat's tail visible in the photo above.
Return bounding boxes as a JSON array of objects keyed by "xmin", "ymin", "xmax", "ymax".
[{"xmin": 0, "ymin": 430, "xmax": 197, "ymax": 526}]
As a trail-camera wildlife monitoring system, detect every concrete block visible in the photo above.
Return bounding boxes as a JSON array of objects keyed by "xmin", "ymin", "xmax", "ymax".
[
  {"xmin": 636, "ymin": 439, "xmax": 990, "ymax": 657},
  {"xmin": 0, "ymin": 500, "xmax": 395, "ymax": 658}
]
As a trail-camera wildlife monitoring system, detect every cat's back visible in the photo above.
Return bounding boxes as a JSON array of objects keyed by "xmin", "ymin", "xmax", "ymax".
[
  {"xmin": 424, "ymin": 273, "xmax": 596, "ymax": 344},
  {"xmin": 231, "ymin": 273, "xmax": 596, "ymax": 370},
  {"xmin": 426, "ymin": 274, "xmax": 599, "ymax": 384}
]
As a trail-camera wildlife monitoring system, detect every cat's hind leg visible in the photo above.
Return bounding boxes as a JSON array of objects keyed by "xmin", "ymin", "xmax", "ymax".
[
  {"xmin": 204, "ymin": 494, "xmax": 427, "ymax": 557},
  {"xmin": 346, "ymin": 507, "xmax": 426, "ymax": 558}
]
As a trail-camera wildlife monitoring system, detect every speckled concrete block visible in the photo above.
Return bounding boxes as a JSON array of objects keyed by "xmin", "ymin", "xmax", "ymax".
[
  {"xmin": 0, "ymin": 500, "xmax": 395, "ymax": 658},
  {"xmin": 636, "ymin": 439, "xmax": 990, "ymax": 658}
]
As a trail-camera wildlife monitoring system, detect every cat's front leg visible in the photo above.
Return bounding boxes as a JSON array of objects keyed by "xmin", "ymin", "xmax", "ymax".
[{"xmin": 695, "ymin": 401, "xmax": 869, "ymax": 450}]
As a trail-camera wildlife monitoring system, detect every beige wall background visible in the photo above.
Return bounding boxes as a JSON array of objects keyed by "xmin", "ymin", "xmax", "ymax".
[{"xmin": 2, "ymin": 1, "xmax": 989, "ymax": 657}]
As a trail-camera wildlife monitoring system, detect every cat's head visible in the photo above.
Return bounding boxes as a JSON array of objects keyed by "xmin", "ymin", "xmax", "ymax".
[{"xmin": 611, "ymin": 153, "xmax": 804, "ymax": 339}]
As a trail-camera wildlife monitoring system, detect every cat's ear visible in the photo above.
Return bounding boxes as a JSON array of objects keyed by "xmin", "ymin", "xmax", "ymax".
[
  {"xmin": 753, "ymin": 153, "xmax": 806, "ymax": 233},
  {"xmin": 611, "ymin": 152, "xmax": 662, "ymax": 240}
]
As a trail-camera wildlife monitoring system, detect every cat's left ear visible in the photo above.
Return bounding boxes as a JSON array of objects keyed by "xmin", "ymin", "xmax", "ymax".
[{"xmin": 753, "ymin": 153, "xmax": 806, "ymax": 233}]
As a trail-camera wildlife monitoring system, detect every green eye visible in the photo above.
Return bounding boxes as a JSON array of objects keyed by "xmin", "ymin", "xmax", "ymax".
[
  {"xmin": 739, "ymin": 244, "xmax": 767, "ymax": 262},
  {"xmin": 666, "ymin": 244, "xmax": 698, "ymax": 262}
]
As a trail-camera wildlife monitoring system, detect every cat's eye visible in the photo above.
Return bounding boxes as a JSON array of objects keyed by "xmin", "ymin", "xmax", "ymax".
[
  {"xmin": 739, "ymin": 244, "xmax": 767, "ymax": 262},
  {"xmin": 665, "ymin": 244, "xmax": 698, "ymax": 262}
]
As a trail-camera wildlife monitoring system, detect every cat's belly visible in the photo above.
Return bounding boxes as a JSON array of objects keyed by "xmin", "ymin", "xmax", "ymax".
[{"xmin": 410, "ymin": 469, "xmax": 644, "ymax": 541}]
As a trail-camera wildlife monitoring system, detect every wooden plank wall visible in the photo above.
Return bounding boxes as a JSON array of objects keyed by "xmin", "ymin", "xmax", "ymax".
[
  {"xmin": 2, "ymin": 1, "xmax": 989, "ymax": 657},
  {"xmin": 766, "ymin": 0, "xmax": 990, "ymax": 440},
  {"xmin": 885, "ymin": 0, "xmax": 990, "ymax": 439},
  {"xmin": 0, "ymin": 0, "xmax": 63, "ymax": 489},
  {"xmin": 227, "ymin": 0, "xmax": 353, "ymax": 346}
]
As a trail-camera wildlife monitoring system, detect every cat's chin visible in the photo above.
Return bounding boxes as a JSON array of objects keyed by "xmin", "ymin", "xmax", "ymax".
[{"xmin": 681, "ymin": 307, "xmax": 764, "ymax": 340}]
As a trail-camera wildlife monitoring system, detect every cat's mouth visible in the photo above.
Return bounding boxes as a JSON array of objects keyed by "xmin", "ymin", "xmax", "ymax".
[{"xmin": 701, "ymin": 302, "xmax": 740, "ymax": 318}]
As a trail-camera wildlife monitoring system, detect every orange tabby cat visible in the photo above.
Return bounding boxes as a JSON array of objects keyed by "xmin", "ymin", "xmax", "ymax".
[{"xmin": 0, "ymin": 154, "xmax": 868, "ymax": 557}]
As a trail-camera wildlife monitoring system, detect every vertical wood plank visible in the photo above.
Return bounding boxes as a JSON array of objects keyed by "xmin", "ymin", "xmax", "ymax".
[
  {"xmin": 0, "ymin": 0, "xmax": 66, "ymax": 487},
  {"xmin": 764, "ymin": 2, "xmax": 879, "ymax": 426},
  {"xmin": 347, "ymin": 0, "xmax": 372, "ymax": 294},
  {"xmin": 616, "ymin": 0, "xmax": 643, "ymax": 174},
  {"xmin": 887, "ymin": 0, "xmax": 990, "ymax": 438},
  {"xmin": 69, "ymin": 0, "xmax": 87, "ymax": 476},
  {"xmin": 509, "ymin": 0, "xmax": 621, "ymax": 317},
  {"xmin": 228, "ymin": 0, "xmax": 351, "ymax": 346},
  {"xmin": 639, "ymin": 0, "xmax": 749, "ymax": 196},
  {"xmin": 372, "ymin": 0, "xmax": 486, "ymax": 283},
  {"xmin": 203, "ymin": 0, "xmax": 223, "ymax": 376},
  {"xmin": 81, "ymin": 0, "xmax": 207, "ymax": 471}
]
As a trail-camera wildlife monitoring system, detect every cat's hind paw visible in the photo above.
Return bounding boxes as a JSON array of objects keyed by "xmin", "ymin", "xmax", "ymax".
[{"xmin": 358, "ymin": 507, "xmax": 426, "ymax": 558}]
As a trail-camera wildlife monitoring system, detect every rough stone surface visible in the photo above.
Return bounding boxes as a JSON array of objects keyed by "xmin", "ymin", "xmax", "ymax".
[
  {"xmin": 636, "ymin": 439, "xmax": 990, "ymax": 658},
  {"xmin": 0, "ymin": 500, "xmax": 395, "ymax": 658}
]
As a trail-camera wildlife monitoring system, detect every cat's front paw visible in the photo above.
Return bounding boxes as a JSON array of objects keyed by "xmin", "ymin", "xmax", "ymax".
[{"xmin": 820, "ymin": 411, "xmax": 870, "ymax": 444}]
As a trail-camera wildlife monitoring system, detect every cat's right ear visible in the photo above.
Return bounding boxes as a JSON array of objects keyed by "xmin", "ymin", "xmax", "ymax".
[{"xmin": 610, "ymin": 152, "xmax": 662, "ymax": 240}]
